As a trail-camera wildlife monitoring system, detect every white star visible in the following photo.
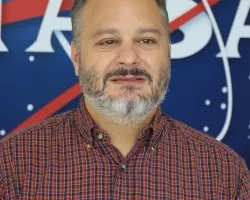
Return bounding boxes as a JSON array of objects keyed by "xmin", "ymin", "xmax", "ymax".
[
  {"xmin": 222, "ymin": 87, "xmax": 228, "ymax": 93},
  {"xmin": 220, "ymin": 103, "xmax": 227, "ymax": 110},
  {"xmin": 0, "ymin": 130, "xmax": 6, "ymax": 136},
  {"xmin": 205, "ymin": 100, "xmax": 211, "ymax": 106},
  {"xmin": 29, "ymin": 55, "xmax": 35, "ymax": 62},
  {"xmin": 203, "ymin": 126, "xmax": 209, "ymax": 132},
  {"xmin": 27, "ymin": 104, "xmax": 34, "ymax": 111}
]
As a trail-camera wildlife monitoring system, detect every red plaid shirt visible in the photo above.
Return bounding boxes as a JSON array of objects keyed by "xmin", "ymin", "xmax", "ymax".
[{"xmin": 1, "ymin": 97, "xmax": 250, "ymax": 199}]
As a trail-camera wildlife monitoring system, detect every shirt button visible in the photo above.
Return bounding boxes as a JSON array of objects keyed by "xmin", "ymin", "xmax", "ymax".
[
  {"xmin": 121, "ymin": 163, "xmax": 126, "ymax": 170},
  {"xmin": 98, "ymin": 134, "xmax": 104, "ymax": 140},
  {"xmin": 151, "ymin": 146, "xmax": 156, "ymax": 152},
  {"xmin": 86, "ymin": 144, "xmax": 92, "ymax": 151}
]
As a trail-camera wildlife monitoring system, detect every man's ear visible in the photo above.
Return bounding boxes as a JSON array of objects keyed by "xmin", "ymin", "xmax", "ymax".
[{"xmin": 71, "ymin": 42, "xmax": 80, "ymax": 76}]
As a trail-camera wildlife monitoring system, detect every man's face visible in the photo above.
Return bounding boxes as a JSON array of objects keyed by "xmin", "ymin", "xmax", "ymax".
[{"xmin": 72, "ymin": 0, "xmax": 171, "ymax": 125}]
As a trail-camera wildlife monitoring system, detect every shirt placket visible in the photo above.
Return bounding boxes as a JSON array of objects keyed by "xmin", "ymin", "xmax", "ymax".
[{"xmin": 93, "ymin": 128, "xmax": 152, "ymax": 164}]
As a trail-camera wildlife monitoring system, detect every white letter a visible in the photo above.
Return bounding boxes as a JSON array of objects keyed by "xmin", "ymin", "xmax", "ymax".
[{"xmin": 26, "ymin": 0, "xmax": 71, "ymax": 53}]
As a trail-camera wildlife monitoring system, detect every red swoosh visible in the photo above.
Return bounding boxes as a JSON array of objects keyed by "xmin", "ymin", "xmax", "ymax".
[
  {"xmin": 2, "ymin": 0, "xmax": 71, "ymax": 25},
  {"xmin": 9, "ymin": 0, "xmax": 220, "ymax": 133}
]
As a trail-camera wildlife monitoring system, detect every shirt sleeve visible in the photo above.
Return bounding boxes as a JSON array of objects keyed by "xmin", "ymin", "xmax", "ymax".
[
  {"xmin": 0, "ymin": 140, "xmax": 15, "ymax": 199},
  {"xmin": 0, "ymin": 169, "xmax": 3, "ymax": 199},
  {"xmin": 0, "ymin": 145, "xmax": 5, "ymax": 199},
  {"xmin": 235, "ymin": 160, "xmax": 250, "ymax": 199}
]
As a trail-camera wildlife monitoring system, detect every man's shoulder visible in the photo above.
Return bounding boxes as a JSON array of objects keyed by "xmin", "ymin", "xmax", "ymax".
[
  {"xmin": 0, "ymin": 110, "xmax": 77, "ymax": 148},
  {"xmin": 162, "ymin": 114, "xmax": 245, "ymax": 164}
]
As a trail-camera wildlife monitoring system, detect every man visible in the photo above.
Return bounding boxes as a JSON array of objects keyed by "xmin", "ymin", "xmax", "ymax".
[{"xmin": 0, "ymin": 0, "xmax": 249, "ymax": 199}]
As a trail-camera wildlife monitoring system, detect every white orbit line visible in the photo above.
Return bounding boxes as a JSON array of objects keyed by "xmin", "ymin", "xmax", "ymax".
[
  {"xmin": 0, "ymin": 1, "xmax": 2, "ymax": 34},
  {"xmin": 54, "ymin": 31, "xmax": 71, "ymax": 58},
  {"xmin": 54, "ymin": 4, "xmax": 233, "ymax": 141},
  {"xmin": 202, "ymin": 0, "xmax": 233, "ymax": 141}
]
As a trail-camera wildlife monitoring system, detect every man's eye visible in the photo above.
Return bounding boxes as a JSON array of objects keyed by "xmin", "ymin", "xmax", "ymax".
[
  {"xmin": 139, "ymin": 39, "xmax": 155, "ymax": 44},
  {"xmin": 99, "ymin": 40, "xmax": 117, "ymax": 46}
]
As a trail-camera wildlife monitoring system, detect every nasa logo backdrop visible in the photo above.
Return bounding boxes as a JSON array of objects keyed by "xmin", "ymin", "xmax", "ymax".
[{"xmin": 0, "ymin": 0, "xmax": 250, "ymax": 169}]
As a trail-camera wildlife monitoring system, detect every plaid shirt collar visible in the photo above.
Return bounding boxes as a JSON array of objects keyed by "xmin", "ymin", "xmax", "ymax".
[{"xmin": 75, "ymin": 95, "xmax": 166, "ymax": 147}]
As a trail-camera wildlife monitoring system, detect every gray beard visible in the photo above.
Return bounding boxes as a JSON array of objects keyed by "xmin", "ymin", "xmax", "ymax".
[{"xmin": 79, "ymin": 65, "xmax": 170, "ymax": 126}]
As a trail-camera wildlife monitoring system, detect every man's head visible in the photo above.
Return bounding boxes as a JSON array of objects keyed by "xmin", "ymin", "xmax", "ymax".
[
  {"xmin": 71, "ymin": 0, "xmax": 171, "ymax": 126},
  {"xmin": 71, "ymin": 0, "xmax": 169, "ymax": 49}
]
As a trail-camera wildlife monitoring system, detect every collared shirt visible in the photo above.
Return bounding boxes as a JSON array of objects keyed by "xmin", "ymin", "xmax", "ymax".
[{"xmin": 1, "ymin": 97, "xmax": 250, "ymax": 199}]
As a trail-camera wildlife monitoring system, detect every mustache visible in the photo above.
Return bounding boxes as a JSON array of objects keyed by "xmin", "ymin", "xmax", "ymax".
[{"xmin": 103, "ymin": 67, "xmax": 152, "ymax": 85}]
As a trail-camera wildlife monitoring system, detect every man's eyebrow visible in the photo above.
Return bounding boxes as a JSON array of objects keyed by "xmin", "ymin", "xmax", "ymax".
[
  {"xmin": 136, "ymin": 28, "xmax": 162, "ymax": 36},
  {"xmin": 91, "ymin": 28, "xmax": 119, "ymax": 39},
  {"xmin": 90, "ymin": 27, "xmax": 162, "ymax": 39}
]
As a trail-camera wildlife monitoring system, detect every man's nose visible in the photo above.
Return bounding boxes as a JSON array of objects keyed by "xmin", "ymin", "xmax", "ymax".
[{"xmin": 115, "ymin": 43, "xmax": 141, "ymax": 67}]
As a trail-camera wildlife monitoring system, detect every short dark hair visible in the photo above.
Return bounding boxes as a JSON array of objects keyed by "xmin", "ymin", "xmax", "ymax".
[{"xmin": 71, "ymin": 0, "xmax": 168, "ymax": 49}]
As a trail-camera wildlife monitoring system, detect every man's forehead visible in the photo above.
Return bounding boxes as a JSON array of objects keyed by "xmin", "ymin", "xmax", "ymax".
[{"xmin": 80, "ymin": 0, "xmax": 168, "ymax": 36}]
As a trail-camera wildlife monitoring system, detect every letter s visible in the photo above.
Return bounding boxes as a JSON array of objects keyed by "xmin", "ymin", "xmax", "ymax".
[{"xmin": 168, "ymin": 0, "xmax": 213, "ymax": 59}]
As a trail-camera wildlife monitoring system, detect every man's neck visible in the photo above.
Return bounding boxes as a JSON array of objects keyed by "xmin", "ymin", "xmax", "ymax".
[{"xmin": 84, "ymin": 99, "xmax": 156, "ymax": 157}]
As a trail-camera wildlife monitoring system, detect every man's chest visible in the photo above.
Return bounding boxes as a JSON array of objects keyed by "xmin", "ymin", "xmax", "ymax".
[{"xmin": 13, "ymin": 148, "xmax": 233, "ymax": 200}]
